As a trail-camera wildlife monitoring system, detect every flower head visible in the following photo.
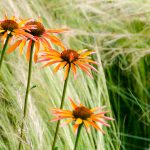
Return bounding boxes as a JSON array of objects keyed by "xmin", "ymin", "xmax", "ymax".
[
  {"xmin": 7, "ymin": 18, "xmax": 68, "ymax": 62},
  {"xmin": 51, "ymin": 98, "xmax": 113, "ymax": 134},
  {"xmin": 39, "ymin": 49, "xmax": 98, "ymax": 79},
  {"xmin": 0, "ymin": 14, "xmax": 35, "ymax": 44}
]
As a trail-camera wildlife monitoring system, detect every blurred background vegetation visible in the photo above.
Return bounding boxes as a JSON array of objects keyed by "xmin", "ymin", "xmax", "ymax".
[{"xmin": 0, "ymin": 0, "xmax": 150, "ymax": 149}]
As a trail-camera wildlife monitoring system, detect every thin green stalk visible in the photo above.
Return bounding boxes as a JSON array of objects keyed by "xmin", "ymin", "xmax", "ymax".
[
  {"xmin": 18, "ymin": 41, "xmax": 34, "ymax": 150},
  {"xmin": 51, "ymin": 65, "xmax": 71, "ymax": 150},
  {"xmin": 74, "ymin": 124, "xmax": 83, "ymax": 150},
  {"xmin": 0, "ymin": 34, "xmax": 11, "ymax": 71}
]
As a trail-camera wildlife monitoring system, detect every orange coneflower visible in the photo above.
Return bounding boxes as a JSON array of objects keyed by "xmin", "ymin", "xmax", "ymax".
[
  {"xmin": 51, "ymin": 97, "xmax": 113, "ymax": 134},
  {"xmin": 7, "ymin": 18, "xmax": 68, "ymax": 62},
  {"xmin": 39, "ymin": 49, "xmax": 98, "ymax": 79},
  {"xmin": 0, "ymin": 14, "xmax": 35, "ymax": 69},
  {"xmin": 0, "ymin": 14, "xmax": 34, "ymax": 42}
]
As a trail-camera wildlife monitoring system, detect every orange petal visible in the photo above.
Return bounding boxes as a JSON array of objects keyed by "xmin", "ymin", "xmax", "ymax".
[
  {"xmin": 4, "ymin": 14, "xmax": 8, "ymax": 20},
  {"xmin": 46, "ymin": 28, "xmax": 69, "ymax": 33},
  {"xmin": 83, "ymin": 120, "xmax": 90, "ymax": 131},
  {"xmin": 34, "ymin": 40, "xmax": 40, "ymax": 63},
  {"xmin": 79, "ymin": 59, "xmax": 99, "ymax": 65},
  {"xmin": 45, "ymin": 35, "xmax": 66, "ymax": 50},
  {"xmin": 79, "ymin": 50, "xmax": 96, "ymax": 58},
  {"xmin": 40, "ymin": 37, "xmax": 52, "ymax": 49},
  {"xmin": 82, "ymin": 63, "xmax": 99, "ymax": 73},
  {"xmin": 75, "ymin": 62, "xmax": 93, "ymax": 78},
  {"xmin": 101, "ymin": 116, "xmax": 114, "ymax": 121},
  {"xmin": 7, "ymin": 40, "xmax": 22, "ymax": 54},
  {"xmin": 73, "ymin": 124, "xmax": 79, "ymax": 135},
  {"xmin": 19, "ymin": 39, "xmax": 26, "ymax": 55},
  {"xmin": 42, "ymin": 60, "xmax": 61, "ymax": 67},
  {"xmin": 26, "ymin": 40, "xmax": 32, "ymax": 61},
  {"xmin": 53, "ymin": 63, "xmax": 61, "ymax": 73},
  {"xmin": 71, "ymin": 63, "xmax": 77, "ymax": 79},
  {"xmin": 94, "ymin": 119, "xmax": 110, "ymax": 127},
  {"xmin": 64, "ymin": 64, "xmax": 70, "ymax": 80},
  {"xmin": 88, "ymin": 121, "xmax": 105, "ymax": 134},
  {"xmin": 11, "ymin": 16, "xmax": 15, "ymax": 20},
  {"xmin": 90, "ymin": 107, "xmax": 100, "ymax": 112},
  {"xmin": 54, "ymin": 61, "xmax": 67, "ymax": 73},
  {"xmin": 69, "ymin": 97, "xmax": 78, "ymax": 109}
]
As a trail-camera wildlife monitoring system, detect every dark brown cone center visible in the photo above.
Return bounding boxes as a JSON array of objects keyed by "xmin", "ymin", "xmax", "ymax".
[
  {"xmin": 1, "ymin": 20, "xmax": 19, "ymax": 31},
  {"xmin": 61, "ymin": 49, "xmax": 79, "ymax": 63},
  {"xmin": 73, "ymin": 106, "xmax": 92, "ymax": 120},
  {"xmin": 25, "ymin": 21, "xmax": 45, "ymax": 36}
]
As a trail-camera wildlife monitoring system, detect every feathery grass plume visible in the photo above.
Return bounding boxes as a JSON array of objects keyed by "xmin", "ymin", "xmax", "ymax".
[
  {"xmin": 0, "ymin": 14, "xmax": 34, "ymax": 70},
  {"xmin": 51, "ymin": 97, "xmax": 113, "ymax": 149}
]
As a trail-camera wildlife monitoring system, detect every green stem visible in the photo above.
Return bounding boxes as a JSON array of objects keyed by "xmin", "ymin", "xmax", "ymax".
[
  {"xmin": 0, "ymin": 34, "xmax": 10, "ymax": 71},
  {"xmin": 18, "ymin": 41, "xmax": 34, "ymax": 150},
  {"xmin": 74, "ymin": 124, "xmax": 83, "ymax": 150},
  {"xmin": 51, "ymin": 65, "xmax": 71, "ymax": 150}
]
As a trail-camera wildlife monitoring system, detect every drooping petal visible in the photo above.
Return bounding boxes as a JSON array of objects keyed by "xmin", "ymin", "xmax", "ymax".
[
  {"xmin": 81, "ymin": 63, "xmax": 99, "ymax": 73},
  {"xmin": 92, "ymin": 118, "xmax": 110, "ymax": 127},
  {"xmin": 88, "ymin": 121, "xmax": 105, "ymax": 134},
  {"xmin": 71, "ymin": 63, "xmax": 77, "ymax": 79},
  {"xmin": 44, "ymin": 34, "xmax": 66, "ymax": 50},
  {"xmin": 101, "ymin": 116, "xmax": 114, "ymax": 121},
  {"xmin": 75, "ymin": 62, "xmax": 93, "ymax": 78},
  {"xmin": 83, "ymin": 120, "xmax": 90, "ymax": 131},
  {"xmin": 7, "ymin": 40, "xmax": 22, "ymax": 53},
  {"xmin": 73, "ymin": 124, "xmax": 79, "ymax": 135},
  {"xmin": 19, "ymin": 39, "xmax": 26, "ymax": 55},
  {"xmin": 64, "ymin": 64, "xmax": 70, "ymax": 80},
  {"xmin": 40, "ymin": 37, "xmax": 52, "ymax": 49},
  {"xmin": 34, "ymin": 40, "xmax": 40, "ymax": 62},
  {"xmin": 26, "ymin": 40, "xmax": 32, "ymax": 61}
]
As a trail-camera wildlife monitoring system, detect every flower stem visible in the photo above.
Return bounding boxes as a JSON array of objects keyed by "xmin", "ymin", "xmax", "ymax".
[
  {"xmin": 18, "ymin": 41, "xmax": 34, "ymax": 150},
  {"xmin": 0, "ymin": 34, "xmax": 11, "ymax": 71},
  {"xmin": 74, "ymin": 124, "xmax": 83, "ymax": 150},
  {"xmin": 51, "ymin": 65, "xmax": 71, "ymax": 150}
]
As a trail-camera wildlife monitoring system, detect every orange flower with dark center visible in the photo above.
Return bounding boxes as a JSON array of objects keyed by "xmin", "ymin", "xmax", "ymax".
[
  {"xmin": 7, "ymin": 18, "xmax": 68, "ymax": 62},
  {"xmin": 25, "ymin": 21, "xmax": 45, "ymax": 36},
  {"xmin": 39, "ymin": 49, "xmax": 98, "ymax": 79},
  {"xmin": 51, "ymin": 98, "xmax": 114, "ymax": 134},
  {"xmin": 1, "ymin": 20, "xmax": 19, "ymax": 32},
  {"xmin": 61, "ymin": 50, "xmax": 79, "ymax": 63},
  {"xmin": 0, "ymin": 15, "xmax": 35, "ymax": 43},
  {"xmin": 73, "ymin": 106, "xmax": 92, "ymax": 120}
]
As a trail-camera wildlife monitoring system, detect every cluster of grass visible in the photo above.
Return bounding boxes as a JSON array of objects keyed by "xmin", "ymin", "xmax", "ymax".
[{"xmin": 0, "ymin": 0, "xmax": 150, "ymax": 149}]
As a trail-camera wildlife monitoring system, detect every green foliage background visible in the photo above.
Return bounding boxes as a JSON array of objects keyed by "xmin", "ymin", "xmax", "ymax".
[{"xmin": 0, "ymin": 0, "xmax": 150, "ymax": 150}]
